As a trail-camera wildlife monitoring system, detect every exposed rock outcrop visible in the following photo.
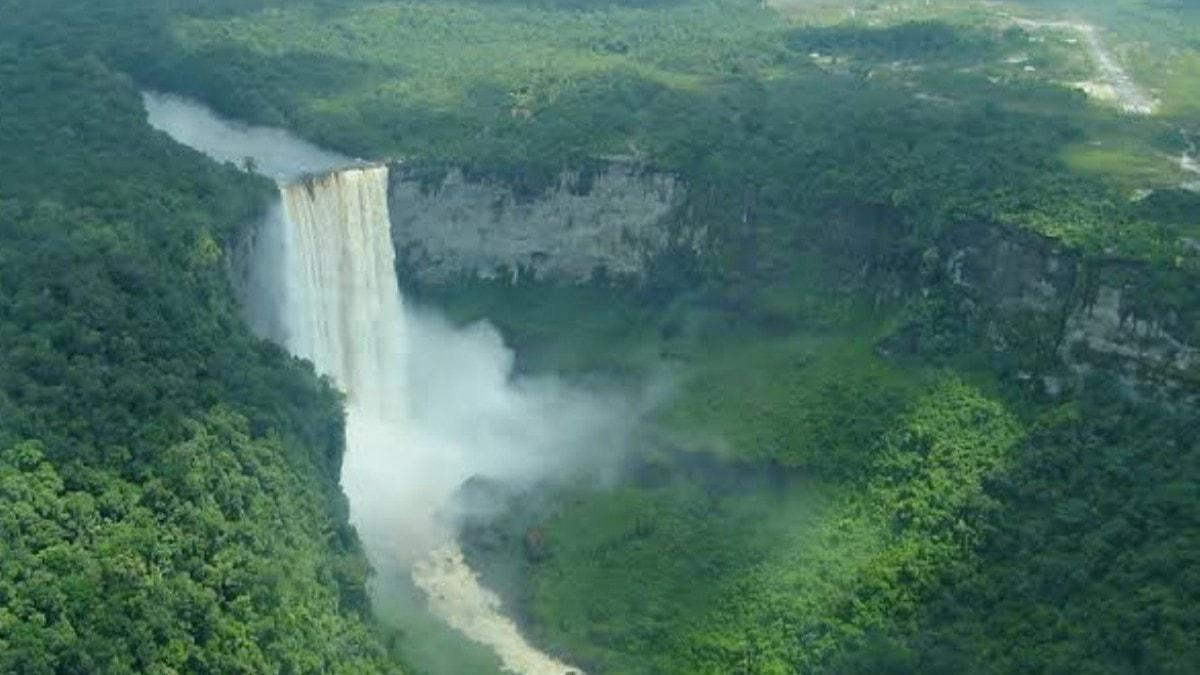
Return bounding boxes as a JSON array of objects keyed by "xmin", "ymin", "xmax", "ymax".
[
  {"xmin": 903, "ymin": 222, "xmax": 1200, "ymax": 394},
  {"xmin": 388, "ymin": 162, "xmax": 692, "ymax": 284},
  {"xmin": 1064, "ymin": 280, "xmax": 1199, "ymax": 389},
  {"xmin": 383, "ymin": 155, "xmax": 1200, "ymax": 394}
]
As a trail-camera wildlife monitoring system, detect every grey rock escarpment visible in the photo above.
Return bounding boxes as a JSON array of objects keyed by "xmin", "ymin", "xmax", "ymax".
[
  {"xmin": 914, "ymin": 222, "xmax": 1199, "ymax": 393},
  {"xmin": 1063, "ymin": 279, "xmax": 1198, "ymax": 388},
  {"xmin": 388, "ymin": 162, "xmax": 690, "ymax": 284}
]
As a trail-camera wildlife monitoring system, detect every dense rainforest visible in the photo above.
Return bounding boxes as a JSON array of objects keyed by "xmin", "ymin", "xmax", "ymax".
[
  {"xmin": 0, "ymin": 50, "xmax": 401, "ymax": 673},
  {"xmin": 2, "ymin": 0, "xmax": 1199, "ymax": 673}
]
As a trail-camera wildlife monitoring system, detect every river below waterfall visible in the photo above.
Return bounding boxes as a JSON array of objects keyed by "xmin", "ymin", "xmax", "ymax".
[{"xmin": 143, "ymin": 90, "xmax": 591, "ymax": 675}]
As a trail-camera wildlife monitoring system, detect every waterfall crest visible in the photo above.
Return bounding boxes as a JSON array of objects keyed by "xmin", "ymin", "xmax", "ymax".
[{"xmin": 280, "ymin": 165, "xmax": 406, "ymax": 418}]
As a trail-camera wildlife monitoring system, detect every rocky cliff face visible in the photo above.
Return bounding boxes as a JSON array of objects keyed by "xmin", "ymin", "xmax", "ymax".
[
  {"xmin": 388, "ymin": 162, "xmax": 689, "ymax": 284},
  {"xmin": 916, "ymin": 223, "xmax": 1200, "ymax": 394},
  {"xmin": 1062, "ymin": 274, "xmax": 1199, "ymax": 391},
  {"xmin": 374, "ymin": 155, "xmax": 1198, "ymax": 394}
]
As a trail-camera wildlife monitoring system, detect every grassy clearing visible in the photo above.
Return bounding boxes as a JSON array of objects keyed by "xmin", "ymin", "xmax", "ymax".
[
  {"xmin": 1157, "ymin": 52, "xmax": 1200, "ymax": 120},
  {"xmin": 1063, "ymin": 142, "xmax": 1188, "ymax": 191}
]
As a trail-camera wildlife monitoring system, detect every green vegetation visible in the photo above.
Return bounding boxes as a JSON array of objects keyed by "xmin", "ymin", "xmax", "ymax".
[
  {"xmin": 827, "ymin": 383, "xmax": 1200, "ymax": 673},
  {"xmin": 2, "ymin": 0, "xmax": 1200, "ymax": 673},
  {"xmin": 1063, "ymin": 143, "xmax": 1186, "ymax": 190},
  {"xmin": 3, "ymin": 0, "xmax": 1195, "ymax": 261},
  {"xmin": 449, "ymin": 267, "xmax": 1200, "ymax": 672},
  {"xmin": 150, "ymin": 3, "xmax": 1189, "ymax": 260},
  {"xmin": 1018, "ymin": 0, "xmax": 1200, "ymax": 117},
  {"xmin": 0, "ymin": 50, "xmax": 399, "ymax": 673},
  {"xmin": 395, "ymin": 3, "xmax": 1200, "ymax": 660},
  {"xmin": 654, "ymin": 332, "xmax": 921, "ymax": 475},
  {"xmin": 469, "ymin": 377, "xmax": 1025, "ymax": 673}
]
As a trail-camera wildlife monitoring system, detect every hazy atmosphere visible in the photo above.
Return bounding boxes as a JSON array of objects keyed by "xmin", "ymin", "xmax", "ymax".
[{"xmin": 3, "ymin": 1, "xmax": 1199, "ymax": 674}]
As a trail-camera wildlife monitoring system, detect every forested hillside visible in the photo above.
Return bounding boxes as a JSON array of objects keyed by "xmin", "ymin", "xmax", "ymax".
[{"xmin": 0, "ymin": 49, "xmax": 400, "ymax": 673}]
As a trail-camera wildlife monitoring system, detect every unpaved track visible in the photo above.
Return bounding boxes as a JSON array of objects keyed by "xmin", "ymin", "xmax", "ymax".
[{"xmin": 1012, "ymin": 17, "xmax": 1157, "ymax": 115}]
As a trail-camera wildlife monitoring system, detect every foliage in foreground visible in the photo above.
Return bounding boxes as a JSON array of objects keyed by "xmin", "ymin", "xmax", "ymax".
[
  {"xmin": 0, "ymin": 49, "xmax": 399, "ymax": 673},
  {"xmin": 845, "ymin": 383, "xmax": 1200, "ymax": 674}
]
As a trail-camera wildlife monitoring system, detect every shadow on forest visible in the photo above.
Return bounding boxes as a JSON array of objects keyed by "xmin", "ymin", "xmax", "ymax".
[{"xmin": 784, "ymin": 20, "xmax": 1005, "ymax": 63}]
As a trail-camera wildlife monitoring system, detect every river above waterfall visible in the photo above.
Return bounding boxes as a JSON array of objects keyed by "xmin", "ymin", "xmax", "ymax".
[{"xmin": 142, "ymin": 91, "xmax": 351, "ymax": 180}]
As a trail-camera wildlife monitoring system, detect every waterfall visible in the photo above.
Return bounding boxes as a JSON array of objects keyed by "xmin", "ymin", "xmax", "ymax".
[
  {"xmin": 274, "ymin": 163, "xmax": 584, "ymax": 675},
  {"xmin": 145, "ymin": 91, "xmax": 596, "ymax": 674},
  {"xmin": 279, "ymin": 166, "xmax": 406, "ymax": 418},
  {"xmin": 276, "ymin": 165, "xmax": 416, "ymax": 562}
]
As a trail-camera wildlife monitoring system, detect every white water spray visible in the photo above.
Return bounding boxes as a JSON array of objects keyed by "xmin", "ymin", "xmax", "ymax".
[
  {"xmin": 144, "ymin": 92, "xmax": 606, "ymax": 674},
  {"xmin": 278, "ymin": 164, "xmax": 593, "ymax": 675}
]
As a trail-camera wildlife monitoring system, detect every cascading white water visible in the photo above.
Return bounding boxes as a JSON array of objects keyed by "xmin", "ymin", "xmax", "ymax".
[
  {"xmin": 280, "ymin": 166, "xmax": 406, "ymax": 418},
  {"xmin": 144, "ymin": 91, "xmax": 604, "ymax": 674},
  {"xmin": 277, "ymin": 164, "xmax": 584, "ymax": 675},
  {"xmin": 277, "ymin": 165, "xmax": 418, "ymax": 563}
]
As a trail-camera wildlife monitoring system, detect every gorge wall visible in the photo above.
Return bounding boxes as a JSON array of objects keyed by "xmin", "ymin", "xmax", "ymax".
[
  {"xmin": 886, "ymin": 222, "xmax": 1200, "ymax": 396},
  {"xmin": 387, "ymin": 162, "xmax": 690, "ymax": 284},
  {"xmin": 379, "ymin": 155, "xmax": 1199, "ymax": 395}
]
